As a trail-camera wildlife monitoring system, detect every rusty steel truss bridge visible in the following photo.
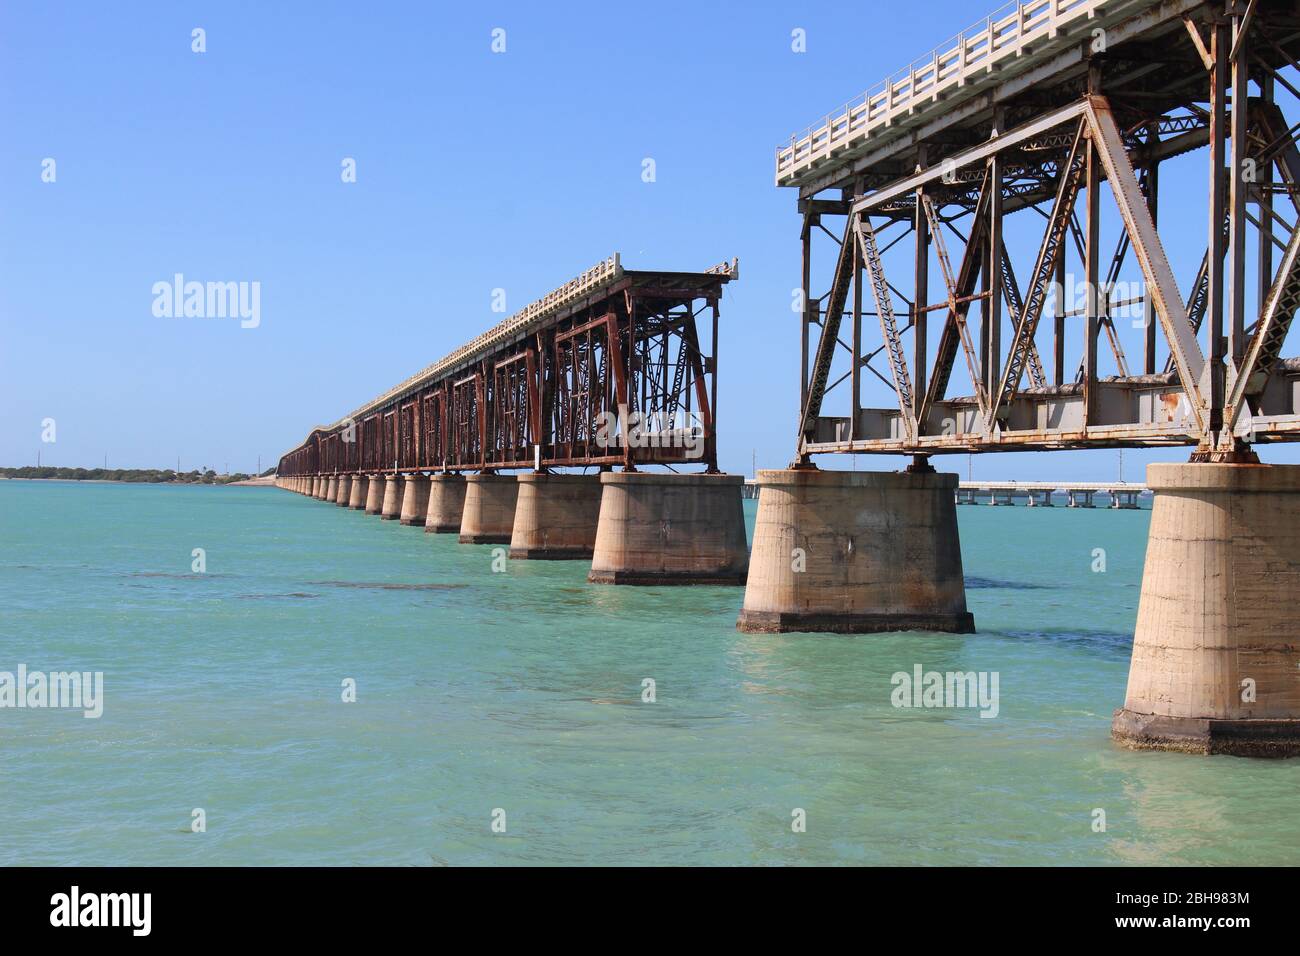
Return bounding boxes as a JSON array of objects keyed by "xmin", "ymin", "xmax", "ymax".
[
  {"xmin": 276, "ymin": 255, "xmax": 737, "ymax": 478},
  {"xmin": 785, "ymin": 0, "xmax": 1300, "ymax": 463}
]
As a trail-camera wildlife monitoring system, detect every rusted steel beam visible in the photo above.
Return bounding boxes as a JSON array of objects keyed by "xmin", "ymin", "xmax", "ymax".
[{"xmin": 277, "ymin": 259, "xmax": 734, "ymax": 477}]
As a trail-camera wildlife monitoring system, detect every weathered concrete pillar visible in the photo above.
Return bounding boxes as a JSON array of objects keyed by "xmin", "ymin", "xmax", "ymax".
[
  {"xmin": 510, "ymin": 473, "xmax": 603, "ymax": 559},
  {"xmin": 737, "ymin": 469, "xmax": 974, "ymax": 633},
  {"xmin": 311, "ymin": 476, "xmax": 322, "ymax": 498},
  {"xmin": 348, "ymin": 475, "xmax": 368, "ymax": 509},
  {"xmin": 459, "ymin": 474, "xmax": 519, "ymax": 544},
  {"xmin": 425, "ymin": 474, "xmax": 468, "ymax": 533},
  {"xmin": 335, "ymin": 475, "xmax": 352, "ymax": 506},
  {"xmin": 380, "ymin": 475, "xmax": 403, "ymax": 520},
  {"xmin": 364, "ymin": 474, "xmax": 385, "ymax": 515},
  {"xmin": 589, "ymin": 472, "xmax": 748, "ymax": 585},
  {"xmin": 326, "ymin": 477, "xmax": 339, "ymax": 501},
  {"xmin": 1112, "ymin": 463, "xmax": 1300, "ymax": 756},
  {"xmin": 399, "ymin": 474, "xmax": 431, "ymax": 526}
]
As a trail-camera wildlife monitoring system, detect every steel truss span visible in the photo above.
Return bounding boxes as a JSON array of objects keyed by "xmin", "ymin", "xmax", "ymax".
[
  {"xmin": 789, "ymin": 0, "xmax": 1300, "ymax": 462},
  {"xmin": 276, "ymin": 256, "xmax": 737, "ymax": 477}
]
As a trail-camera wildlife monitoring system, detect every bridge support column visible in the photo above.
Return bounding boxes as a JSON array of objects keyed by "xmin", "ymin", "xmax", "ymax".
[
  {"xmin": 425, "ymin": 474, "xmax": 467, "ymax": 533},
  {"xmin": 348, "ymin": 475, "xmax": 368, "ymax": 509},
  {"xmin": 589, "ymin": 472, "xmax": 748, "ymax": 585},
  {"xmin": 737, "ymin": 469, "xmax": 974, "ymax": 634},
  {"xmin": 310, "ymin": 476, "xmax": 321, "ymax": 498},
  {"xmin": 1112, "ymin": 463, "xmax": 1300, "ymax": 756},
  {"xmin": 325, "ymin": 476, "xmax": 338, "ymax": 502},
  {"xmin": 1110, "ymin": 489, "xmax": 1139, "ymax": 509},
  {"xmin": 459, "ymin": 474, "xmax": 520, "ymax": 544},
  {"xmin": 510, "ymin": 473, "xmax": 603, "ymax": 560},
  {"xmin": 1067, "ymin": 489, "xmax": 1095, "ymax": 508},
  {"xmin": 399, "ymin": 474, "xmax": 431, "ymax": 526},
  {"xmin": 334, "ymin": 475, "xmax": 352, "ymax": 506},
  {"xmin": 364, "ymin": 474, "xmax": 385, "ymax": 515},
  {"xmin": 380, "ymin": 476, "xmax": 403, "ymax": 519}
]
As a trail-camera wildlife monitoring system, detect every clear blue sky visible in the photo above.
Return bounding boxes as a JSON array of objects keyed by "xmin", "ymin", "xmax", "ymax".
[{"xmin": 4, "ymin": 0, "xmax": 1297, "ymax": 480}]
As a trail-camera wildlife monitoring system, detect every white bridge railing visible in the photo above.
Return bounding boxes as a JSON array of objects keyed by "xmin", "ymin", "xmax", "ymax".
[{"xmin": 775, "ymin": 0, "xmax": 1149, "ymax": 186}]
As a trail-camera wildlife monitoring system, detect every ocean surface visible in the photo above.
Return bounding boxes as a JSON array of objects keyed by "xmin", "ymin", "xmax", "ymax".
[{"xmin": 2, "ymin": 478, "xmax": 1298, "ymax": 866}]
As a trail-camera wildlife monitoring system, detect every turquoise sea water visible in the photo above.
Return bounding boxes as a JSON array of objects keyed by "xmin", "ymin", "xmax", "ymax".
[{"xmin": 2, "ymin": 478, "xmax": 1298, "ymax": 866}]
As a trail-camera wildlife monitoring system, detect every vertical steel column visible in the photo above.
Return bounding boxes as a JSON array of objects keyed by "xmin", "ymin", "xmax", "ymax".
[
  {"xmin": 800, "ymin": 212, "xmax": 812, "ymax": 426},
  {"xmin": 913, "ymin": 181, "xmax": 929, "ymax": 421},
  {"xmin": 710, "ymin": 297, "xmax": 720, "ymax": 471},
  {"xmin": 1143, "ymin": 122, "xmax": 1160, "ymax": 375},
  {"xmin": 1084, "ymin": 130, "xmax": 1101, "ymax": 425},
  {"xmin": 1207, "ymin": 19, "xmax": 1230, "ymax": 438},
  {"xmin": 1259, "ymin": 74, "xmax": 1276, "ymax": 323},
  {"xmin": 1054, "ymin": 249, "xmax": 1066, "ymax": 385},
  {"xmin": 1227, "ymin": 13, "xmax": 1250, "ymax": 380},
  {"xmin": 1083, "ymin": 65, "xmax": 1101, "ymax": 425},
  {"xmin": 850, "ymin": 185, "xmax": 863, "ymax": 440},
  {"xmin": 987, "ymin": 146, "xmax": 1004, "ymax": 399}
]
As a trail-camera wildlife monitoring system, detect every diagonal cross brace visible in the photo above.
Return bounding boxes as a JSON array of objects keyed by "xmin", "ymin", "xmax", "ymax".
[
  {"xmin": 998, "ymin": 249, "xmax": 1047, "ymax": 390},
  {"xmin": 797, "ymin": 214, "xmax": 857, "ymax": 442},
  {"xmin": 856, "ymin": 217, "xmax": 916, "ymax": 439},
  {"xmin": 920, "ymin": 171, "xmax": 992, "ymax": 428},
  {"xmin": 989, "ymin": 117, "xmax": 1089, "ymax": 429},
  {"xmin": 1223, "ymin": 220, "xmax": 1300, "ymax": 439},
  {"xmin": 1085, "ymin": 95, "xmax": 1207, "ymax": 436},
  {"xmin": 923, "ymin": 192, "xmax": 991, "ymax": 425}
]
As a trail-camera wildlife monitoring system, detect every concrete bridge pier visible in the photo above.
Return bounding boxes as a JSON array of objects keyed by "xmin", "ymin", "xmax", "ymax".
[
  {"xmin": 309, "ymin": 476, "xmax": 321, "ymax": 498},
  {"xmin": 348, "ymin": 475, "xmax": 368, "ymax": 509},
  {"xmin": 425, "ymin": 474, "xmax": 467, "ymax": 533},
  {"xmin": 1112, "ymin": 463, "xmax": 1300, "ymax": 757},
  {"xmin": 380, "ymin": 475, "xmax": 403, "ymax": 520},
  {"xmin": 737, "ymin": 469, "xmax": 974, "ymax": 634},
  {"xmin": 588, "ymin": 472, "xmax": 748, "ymax": 585},
  {"xmin": 1109, "ymin": 489, "xmax": 1139, "ymax": 509},
  {"xmin": 328, "ymin": 476, "xmax": 340, "ymax": 502},
  {"xmin": 510, "ymin": 473, "xmax": 603, "ymax": 559},
  {"xmin": 988, "ymin": 489, "xmax": 1014, "ymax": 506},
  {"xmin": 955, "ymin": 488, "xmax": 979, "ymax": 505},
  {"xmin": 335, "ymin": 475, "xmax": 352, "ymax": 506},
  {"xmin": 459, "ymin": 473, "xmax": 520, "ymax": 544},
  {"xmin": 1067, "ymin": 489, "xmax": 1095, "ymax": 508},
  {"xmin": 1026, "ymin": 489, "xmax": 1053, "ymax": 507},
  {"xmin": 364, "ymin": 474, "xmax": 385, "ymax": 515},
  {"xmin": 399, "ymin": 474, "xmax": 431, "ymax": 526}
]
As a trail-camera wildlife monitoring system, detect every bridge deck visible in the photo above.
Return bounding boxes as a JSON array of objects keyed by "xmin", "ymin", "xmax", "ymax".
[{"xmin": 776, "ymin": 0, "xmax": 1168, "ymax": 192}]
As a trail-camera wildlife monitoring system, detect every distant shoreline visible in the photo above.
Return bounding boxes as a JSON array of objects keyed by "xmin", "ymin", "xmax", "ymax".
[
  {"xmin": 0, "ymin": 476, "xmax": 275, "ymax": 486},
  {"xmin": 0, "ymin": 468, "xmax": 276, "ymax": 487}
]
